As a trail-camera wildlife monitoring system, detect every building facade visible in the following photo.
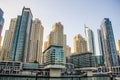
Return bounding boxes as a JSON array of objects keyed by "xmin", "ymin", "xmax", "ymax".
[
  {"xmin": 84, "ymin": 25, "xmax": 95, "ymax": 54},
  {"xmin": 1, "ymin": 18, "xmax": 17, "ymax": 61},
  {"xmin": 49, "ymin": 22, "xmax": 64, "ymax": 46},
  {"xmin": 100, "ymin": 18, "xmax": 119, "ymax": 67},
  {"xmin": 97, "ymin": 29, "xmax": 104, "ymax": 66},
  {"xmin": 95, "ymin": 55, "xmax": 104, "ymax": 67},
  {"xmin": 0, "ymin": 8, "xmax": 4, "ymax": 46},
  {"xmin": 44, "ymin": 22, "xmax": 67, "ymax": 63},
  {"xmin": 67, "ymin": 52, "xmax": 95, "ymax": 68},
  {"xmin": 116, "ymin": 40, "xmax": 120, "ymax": 61},
  {"xmin": 28, "ymin": 18, "xmax": 44, "ymax": 64},
  {"xmin": 44, "ymin": 22, "xmax": 65, "ymax": 50},
  {"xmin": 43, "ymin": 45, "xmax": 64, "ymax": 68},
  {"xmin": 10, "ymin": 7, "xmax": 33, "ymax": 62},
  {"xmin": 74, "ymin": 34, "xmax": 87, "ymax": 53},
  {"xmin": 65, "ymin": 45, "xmax": 71, "ymax": 57},
  {"xmin": 0, "ymin": 61, "xmax": 22, "ymax": 74}
]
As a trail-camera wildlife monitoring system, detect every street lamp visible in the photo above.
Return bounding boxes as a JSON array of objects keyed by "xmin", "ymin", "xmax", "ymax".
[{"xmin": 36, "ymin": 72, "xmax": 38, "ymax": 80}]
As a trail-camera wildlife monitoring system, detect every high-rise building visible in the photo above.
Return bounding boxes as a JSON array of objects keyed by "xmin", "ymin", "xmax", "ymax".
[
  {"xmin": 28, "ymin": 18, "xmax": 44, "ymax": 64},
  {"xmin": 44, "ymin": 41, "xmax": 49, "ymax": 51},
  {"xmin": 44, "ymin": 22, "xmax": 64, "ymax": 48},
  {"xmin": 0, "ymin": 8, "xmax": 4, "ymax": 46},
  {"xmin": 100, "ymin": 18, "xmax": 119, "ymax": 67},
  {"xmin": 84, "ymin": 25, "xmax": 95, "ymax": 54},
  {"xmin": 1, "ymin": 18, "xmax": 17, "ymax": 61},
  {"xmin": 10, "ymin": 7, "xmax": 33, "ymax": 62},
  {"xmin": 44, "ymin": 22, "xmax": 67, "ymax": 63},
  {"xmin": 65, "ymin": 45, "xmax": 71, "ymax": 57},
  {"xmin": 97, "ymin": 29, "xmax": 104, "ymax": 66},
  {"xmin": 49, "ymin": 22, "xmax": 64, "ymax": 46},
  {"xmin": 116, "ymin": 40, "xmax": 120, "ymax": 61},
  {"xmin": 74, "ymin": 34, "xmax": 87, "ymax": 53}
]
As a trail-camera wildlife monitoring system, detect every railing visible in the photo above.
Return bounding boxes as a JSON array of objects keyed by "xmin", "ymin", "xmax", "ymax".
[
  {"xmin": 0, "ymin": 76, "xmax": 118, "ymax": 80},
  {"xmin": 0, "ymin": 74, "xmax": 119, "ymax": 80}
]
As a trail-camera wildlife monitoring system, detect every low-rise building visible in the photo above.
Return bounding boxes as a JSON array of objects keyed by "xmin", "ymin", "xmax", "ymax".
[
  {"xmin": 0, "ymin": 61, "xmax": 22, "ymax": 74},
  {"xmin": 43, "ymin": 45, "xmax": 65, "ymax": 68},
  {"xmin": 67, "ymin": 52, "xmax": 95, "ymax": 68},
  {"xmin": 43, "ymin": 45, "xmax": 65, "ymax": 77}
]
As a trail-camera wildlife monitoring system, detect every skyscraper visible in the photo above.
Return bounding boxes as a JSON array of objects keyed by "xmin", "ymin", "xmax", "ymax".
[
  {"xmin": 0, "ymin": 8, "xmax": 4, "ymax": 46},
  {"xmin": 50, "ymin": 22, "xmax": 64, "ymax": 46},
  {"xmin": 28, "ymin": 18, "xmax": 44, "ymax": 64},
  {"xmin": 44, "ymin": 41, "xmax": 49, "ymax": 51},
  {"xmin": 100, "ymin": 18, "xmax": 119, "ymax": 67},
  {"xmin": 116, "ymin": 40, "xmax": 120, "ymax": 61},
  {"xmin": 74, "ymin": 34, "xmax": 87, "ymax": 53},
  {"xmin": 44, "ymin": 22, "xmax": 67, "ymax": 63},
  {"xmin": 1, "ymin": 18, "xmax": 17, "ymax": 61},
  {"xmin": 65, "ymin": 45, "xmax": 71, "ymax": 57},
  {"xmin": 84, "ymin": 25, "xmax": 95, "ymax": 55},
  {"xmin": 97, "ymin": 29, "xmax": 104, "ymax": 65},
  {"xmin": 10, "ymin": 7, "xmax": 33, "ymax": 62}
]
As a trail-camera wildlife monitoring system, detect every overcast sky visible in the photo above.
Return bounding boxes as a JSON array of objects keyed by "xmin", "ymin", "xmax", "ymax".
[{"xmin": 0, "ymin": 0, "xmax": 120, "ymax": 54}]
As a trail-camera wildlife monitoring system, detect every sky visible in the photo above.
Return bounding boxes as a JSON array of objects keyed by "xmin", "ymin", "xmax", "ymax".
[{"xmin": 0, "ymin": 0, "xmax": 120, "ymax": 54}]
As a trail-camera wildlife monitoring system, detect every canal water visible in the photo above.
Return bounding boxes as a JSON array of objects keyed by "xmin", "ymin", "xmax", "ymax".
[{"xmin": 0, "ymin": 77, "xmax": 115, "ymax": 80}]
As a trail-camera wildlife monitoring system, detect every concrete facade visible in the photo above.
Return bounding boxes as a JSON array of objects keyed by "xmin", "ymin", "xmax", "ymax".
[
  {"xmin": 28, "ymin": 18, "xmax": 44, "ymax": 64},
  {"xmin": 0, "ymin": 18, "xmax": 17, "ymax": 61},
  {"xmin": 116, "ymin": 40, "xmax": 120, "ymax": 61},
  {"xmin": 65, "ymin": 45, "xmax": 71, "ymax": 57},
  {"xmin": 74, "ymin": 34, "xmax": 87, "ymax": 53},
  {"xmin": 49, "ymin": 68, "xmax": 61, "ymax": 77}
]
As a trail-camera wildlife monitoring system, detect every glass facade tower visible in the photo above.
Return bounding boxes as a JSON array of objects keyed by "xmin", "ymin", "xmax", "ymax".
[
  {"xmin": 10, "ymin": 7, "xmax": 33, "ymax": 62},
  {"xmin": 0, "ymin": 8, "xmax": 4, "ymax": 46},
  {"xmin": 100, "ymin": 18, "xmax": 119, "ymax": 67},
  {"xmin": 97, "ymin": 29, "xmax": 104, "ymax": 65},
  {"xmin": 0, "ymin": 8, "xmax": 4, "ymax": 36},
  {"xmin": 84, "ymin": 25, "xmax": 95, "ymax": 55}
]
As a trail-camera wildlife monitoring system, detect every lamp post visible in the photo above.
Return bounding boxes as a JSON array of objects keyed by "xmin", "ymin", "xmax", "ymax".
[
  {"xmin": 110, "ymin": 74, "xmax": 113, "ymax": 80},
  {"xmin": 36, "ymin": 72, "xmax": 38, "ymax": 80}
]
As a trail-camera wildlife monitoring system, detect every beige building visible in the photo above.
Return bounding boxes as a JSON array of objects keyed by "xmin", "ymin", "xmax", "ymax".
[
  {"xmin": 44, "ymin": 22, "xmax": 65, "ymax": 48},
  {"xmin": 44, "ymin": 22, "xmax": 69, "ymax": 63},
  {"xmin": 116, "ymin": 40, "xmax": 120, "ymax": 60},
  {"xmin": 28, "ymin": 18, "xmax": 44, "ymax": 64},
  {"xmin": 44, "ymin": 41, "xmax": 49, "ymax": 51},
  {"xmin": 0, "ymin": 18, "xmax": 17, "ymax": 61},
  {"xmin": 65, "ymin": 45, "xmax": 71, "ymax": 57},
  {"xmin": 74, "ymin": 34, "xmax": 87, "ymax": 53},
  {"xmin": 50, "ymin": 22, "xmax": 64, "ymax": 46}
]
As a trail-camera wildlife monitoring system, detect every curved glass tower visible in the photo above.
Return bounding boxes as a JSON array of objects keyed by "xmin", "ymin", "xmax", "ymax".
[
  {"xmin": 100, "ymin": 18, "xmax": 119, "ymax": 67},
  {"xmin": 10, "ymin": 7, "xmax": 33, "ymax": 62}
]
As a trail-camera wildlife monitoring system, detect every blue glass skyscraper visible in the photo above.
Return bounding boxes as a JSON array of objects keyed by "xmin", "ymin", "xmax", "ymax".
[
  {"xmin": 10, "ymin": 7, "xmax": 33, "ymax": 62},
  {"xmin": 100, "ymin": 18, "xmax": 119, "ymax": 67},
  {"xmin": 0, "ymin": 8, "xmax": 4, "ymax": 45},
  {"xmin": 0, "ymin": 8, "xmax": 4, "ymax": 36}
]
